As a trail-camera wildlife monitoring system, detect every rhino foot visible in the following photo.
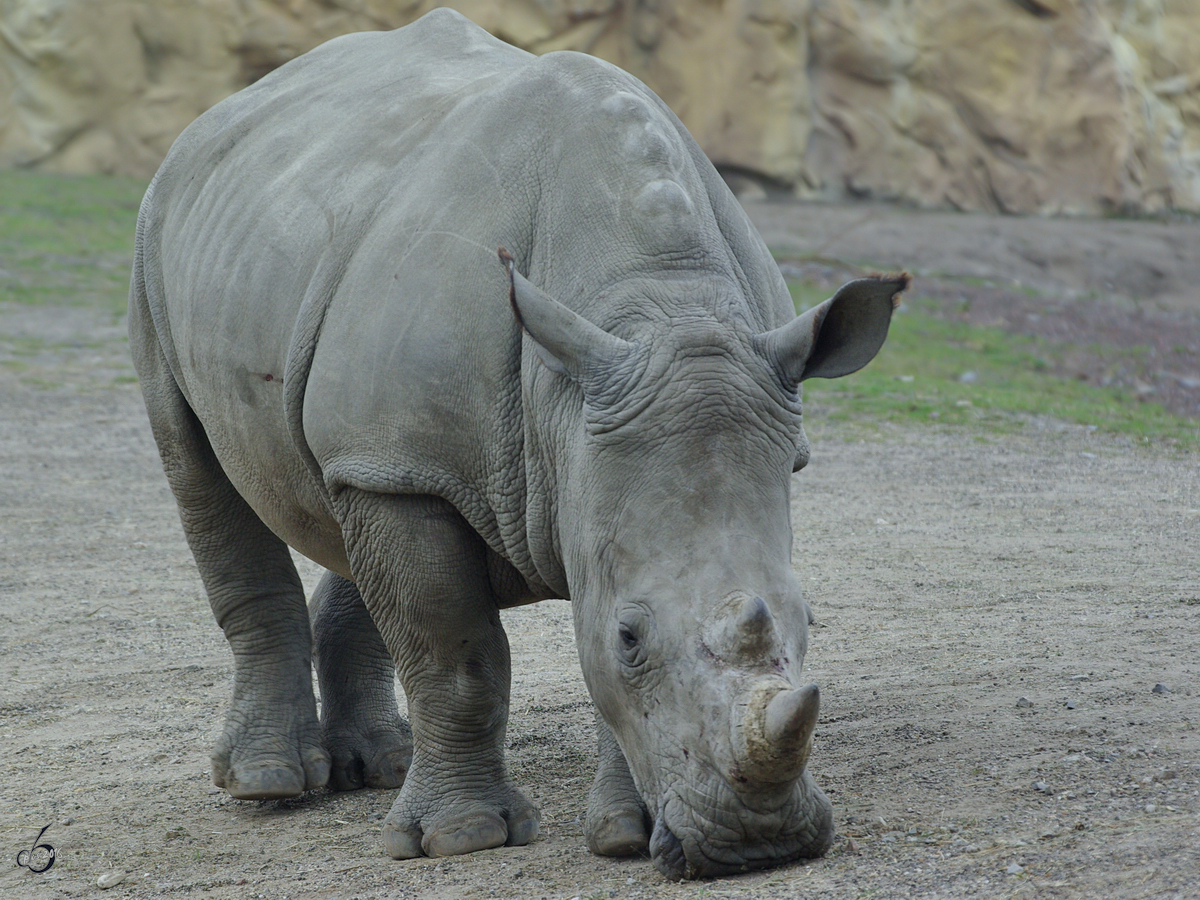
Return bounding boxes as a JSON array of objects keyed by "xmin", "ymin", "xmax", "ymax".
[
  {"xmin": 323, "ymin": 718, "xmax": 412, "ymax": 791},
  {"xmin": 382, "ymin": 783, "xmax": 540, "ymax": 859},
  {"xmin": 586, "ymin": 715, "xmax": 650, "ymax": 857},
  {"xmin": 310, "ymin": 570, "xmax": 411, "ymax": 791},
  {"xmin": 587, "ymin": 806, "xmax": 650, "ymax": 857},
  {"xmin": 211, "ymin": 706, "xmax": 330, "ymax": 800}
]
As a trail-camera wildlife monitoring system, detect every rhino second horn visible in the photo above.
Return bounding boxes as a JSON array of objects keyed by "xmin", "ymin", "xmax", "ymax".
[
  {"xmin": 704, "ymin": 594, "xmax": 779, "ymax": 663},
  {"xmin": 740, "ymin": 682, "xmax": 820, "ymax": 785},
  {"xmin": 737, "ymin": 595, "xmax": 774, "ymax": 642}
]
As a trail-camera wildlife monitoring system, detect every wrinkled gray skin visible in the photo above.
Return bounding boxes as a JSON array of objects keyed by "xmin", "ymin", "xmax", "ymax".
[{"xmin": 128, "ymin": 9, "xmax": 905, "ymax": 880}]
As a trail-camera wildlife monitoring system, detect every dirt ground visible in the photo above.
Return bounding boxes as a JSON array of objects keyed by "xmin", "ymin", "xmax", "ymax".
[{"xmin": 2, "ymin": 202, "xmax": 1198, "ymax": 900}]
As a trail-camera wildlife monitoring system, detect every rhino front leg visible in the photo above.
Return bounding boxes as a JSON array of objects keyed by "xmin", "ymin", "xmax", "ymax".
[
  {"xmin": 311, "ymin": 571, "xmax": 412, "ymax": 790},
  {"xmin": 587, "ymin": 714, "xmax": 651, "ymax": 857},
  {"xmin": 336, "ymin": 490, "xmax": 539, "ymax": 858}
]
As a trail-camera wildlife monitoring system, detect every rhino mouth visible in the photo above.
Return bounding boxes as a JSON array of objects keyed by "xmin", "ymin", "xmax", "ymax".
[{"xmin": 647, "ymin": 773, "xmax": 834, "ymax": 880}]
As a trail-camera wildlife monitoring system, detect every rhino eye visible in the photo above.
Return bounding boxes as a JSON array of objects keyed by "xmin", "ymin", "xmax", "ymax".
[
  {"xmin": 618, "ymin": 625, "xmax": 639, "ymax": 650},
  {"xmin": 616, "ymin": 611, "xmax": 649, "ymax": 669}
]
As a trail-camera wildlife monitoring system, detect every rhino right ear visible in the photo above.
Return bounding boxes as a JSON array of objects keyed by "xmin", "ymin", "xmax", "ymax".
[
  {"xmin": 757, "ymin": 274, "xmax": 909, "ymax": 387},
  {"xmin": 498, "ymin": 247, "xmax": 636, "ymax": 382}
]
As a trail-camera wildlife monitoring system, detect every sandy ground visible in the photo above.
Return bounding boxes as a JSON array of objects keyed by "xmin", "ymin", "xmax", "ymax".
[{"xmin": 2, "ymin": 204, "xmax": 1199, "ymax": 900}]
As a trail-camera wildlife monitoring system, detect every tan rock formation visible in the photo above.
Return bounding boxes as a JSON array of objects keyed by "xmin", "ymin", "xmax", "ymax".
[
  {"xmin": 1, "ymin": 0, "xmax": 1198, "ymax": 213},
  {"xmin": 804, "ymin": 0, "xmax": 1200, "ymax": 213}
]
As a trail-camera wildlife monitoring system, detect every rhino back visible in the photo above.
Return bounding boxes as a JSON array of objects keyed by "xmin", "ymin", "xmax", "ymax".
[
  {"xmin": 141, "ymin": 8, "xmax": 792, "ymax": 588},
  {"xmin": 139, "ymin": 11, "xmax": 533, "ymax": 570}
]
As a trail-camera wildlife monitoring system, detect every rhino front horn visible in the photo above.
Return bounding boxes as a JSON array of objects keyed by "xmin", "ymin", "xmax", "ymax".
[
  {"xmin": 764, "ymin": 683, "xmax": 820, "ymax": 752},
  {"xmin": 740, "ymin": 682, "xmax": 820, "ymax": 785}
]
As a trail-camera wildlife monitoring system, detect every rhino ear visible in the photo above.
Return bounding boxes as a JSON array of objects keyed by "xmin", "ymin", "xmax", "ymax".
[
  {"xmin": 759, "ymin": 274, "xmax": 909, "ymax": 386},
  {"xmin": 498, "ymin": 248, "xmax": 635, "ymax": 381}
]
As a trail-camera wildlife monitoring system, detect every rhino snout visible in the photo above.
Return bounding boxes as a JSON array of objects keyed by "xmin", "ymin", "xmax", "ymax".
[
  {"xmin": 642, "ymin": 677, "xmax": 831, "ymax": 880},
  {"xmin": 648, "ymin": 777, "xmax": 835, "ymax": 880}
]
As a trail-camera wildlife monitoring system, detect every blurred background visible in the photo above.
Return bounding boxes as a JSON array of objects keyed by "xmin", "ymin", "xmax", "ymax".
[{"xmin": 2, "ymin": 0, "xmax": 1198, "ymax": 215}]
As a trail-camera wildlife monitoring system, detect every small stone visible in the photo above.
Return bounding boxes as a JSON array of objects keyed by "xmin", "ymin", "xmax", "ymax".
[
  {"xmin": 1070, "ymin": 674, "xmax": 1088, "ymax": 681},
  {"xmin": 60, "ymin": 817, "xmax": 73, "ymax": 826},
  {"xmin": 1033, "ymin": 781, "xmax": 1050, "ymax": 793},
  {"xmin": 1016, "ymin": 697, "xmax": 1033, "ymax": 708},
  {"xmin": 1145, "ymin": 803, "xmax": 1157, "ymax": 813},
  {"xmin": 1006, "ymin": 863, "xmax": 1025, "ymax": 875},
  {"xmin": 1066, "ymin": 700, "xmax": 1076, "ymax": 710},
  {"xmin": 1152, "ymin": 683, "xmax": 1170, "ymax": 694},
  {"xmin": 958, "ymin": 371, "xmax": 978, "ymax": 384},
  {"xmin": 882, "ymin": 834, "xmax": 897, "ymax": 843},
  {"xmin": 1080, "ymin": 451, "xmax": 1097, "ymax": 459},
  {"xmin": 97, "ymin": 872, "xmax": 127, "ymax": 889},
  {"xmin": 846, "ymin": 837, "xmax": 860, "ymax": 852}
]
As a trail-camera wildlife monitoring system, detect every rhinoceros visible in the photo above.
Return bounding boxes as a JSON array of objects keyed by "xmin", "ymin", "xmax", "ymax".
[{"xmin": 128, "ymin": 8, "xmax": 906, "ymax": 879}]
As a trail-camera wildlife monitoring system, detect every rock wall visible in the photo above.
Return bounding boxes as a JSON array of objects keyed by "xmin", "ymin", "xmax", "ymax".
[
  {"xmin": 803, "ymin": 0, "xmax": 1200, "ymax": 214},
  {"xmin": 1, "ymin": 0, "xmax": 1197, "ymax": 214}
]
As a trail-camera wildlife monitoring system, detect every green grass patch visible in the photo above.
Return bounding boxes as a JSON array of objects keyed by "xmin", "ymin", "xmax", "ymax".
[
  {"xmin": 788, "ymin": 280, "xmax": 1199, "ymax": 451},
  {"xmin": 0, "ymin": 170, "xmax": 148, "ymax": 315}
]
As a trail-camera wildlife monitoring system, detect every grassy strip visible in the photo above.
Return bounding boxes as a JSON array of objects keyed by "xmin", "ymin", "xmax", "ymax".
[
  {"xmin": 788, "ymin": 280, "xmax": 1199, "ymax": 451},
  {"xmin": 0, "ymin": 170, "xmax": 147, "ymax": 315}
]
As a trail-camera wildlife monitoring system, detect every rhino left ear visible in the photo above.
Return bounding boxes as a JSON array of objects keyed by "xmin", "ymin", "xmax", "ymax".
[
  {"xmin": 498, "ymin": 248, "xmax": 635, "ymax": 382},
  {"xmin": 758, "ymin": 274, "xmax": 910, "ymax": 386}
]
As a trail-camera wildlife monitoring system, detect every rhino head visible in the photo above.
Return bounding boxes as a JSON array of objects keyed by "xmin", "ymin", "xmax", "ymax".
[{"xmin": 500, "ymin": 249, "xmax": 906, "ymax": 879}]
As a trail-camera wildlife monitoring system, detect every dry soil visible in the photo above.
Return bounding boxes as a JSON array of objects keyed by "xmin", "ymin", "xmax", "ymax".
[{"xmin": 2, "ymin": 203, "xmax": 1198, "ymax": 900}]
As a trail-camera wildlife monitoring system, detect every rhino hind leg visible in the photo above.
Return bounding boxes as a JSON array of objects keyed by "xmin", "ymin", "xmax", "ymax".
[
  {"xmin": 310, "ymin": 570, "xmax": 412, "ymax": 790},
  {"xmin": 334, "ymin": 490, "xmax": 539, "ymax": 859},
  {"xmin": 586, "ymin": 715, "xmax": 651, "ymax": 857},
  {"xmin": 129, "ymin": 290, "xmax": 329, "ymax": 800}
]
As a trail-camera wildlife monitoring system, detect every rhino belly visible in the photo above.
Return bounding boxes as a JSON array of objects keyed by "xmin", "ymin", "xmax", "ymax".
[
  {"xmin": 191, "ymin": 367, "xmax": 350, "ymax": 576},
  {"xmin": 163, "ymin": 274, "xmax": 351, "ymax": 577}
]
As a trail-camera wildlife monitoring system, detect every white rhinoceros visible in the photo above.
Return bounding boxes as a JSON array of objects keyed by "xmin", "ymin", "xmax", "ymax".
[{"xmin": 129, "ymin": 8, "xmax": 906, "ymax": 879}]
